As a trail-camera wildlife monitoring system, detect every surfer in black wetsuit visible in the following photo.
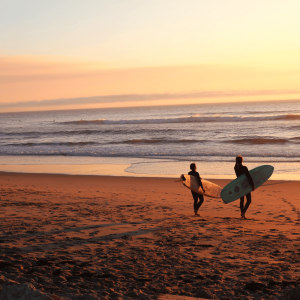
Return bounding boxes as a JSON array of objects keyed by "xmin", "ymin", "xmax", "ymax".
[
  {"xmin": 234, "ymin": 156, "xmax": 255, "ymax": 219},
  {"xmin": 188, "ymin": 163, "xmax": 205, "ymax": 216}
]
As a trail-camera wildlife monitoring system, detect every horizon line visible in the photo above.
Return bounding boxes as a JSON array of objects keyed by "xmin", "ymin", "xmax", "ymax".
[{"xmin": 1, "ymin": 97, "xmax": 299, "ymax": 114}]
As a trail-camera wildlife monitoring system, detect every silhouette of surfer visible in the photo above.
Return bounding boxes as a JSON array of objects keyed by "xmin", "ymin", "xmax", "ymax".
[
  {"xmin": 188, "ymin": 163, "xmax": 205, "ymax": 216},
  {"xmin": 234, "ymin": 156, "xmax": 255, "ymax": 219}
]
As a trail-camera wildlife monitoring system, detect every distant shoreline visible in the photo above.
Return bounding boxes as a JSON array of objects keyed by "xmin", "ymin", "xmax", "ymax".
[
  {"xmin": 1, "ymin": 153, "xmax": 300, "ymax": 181},
  {"xmin": 0, "ymin": 165, "xmax": 299, "ymax": 181}
]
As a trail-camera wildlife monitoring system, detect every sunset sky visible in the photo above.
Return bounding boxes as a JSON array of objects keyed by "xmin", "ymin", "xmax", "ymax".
[{"xmin": 1, "ymin": 0, "xmax": 300, "ymax": 112}]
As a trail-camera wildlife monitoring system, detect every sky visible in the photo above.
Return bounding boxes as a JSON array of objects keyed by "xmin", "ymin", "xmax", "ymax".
[{"xmin": 1, "ymin": 0, "xmax": 300, "ymax": 112}]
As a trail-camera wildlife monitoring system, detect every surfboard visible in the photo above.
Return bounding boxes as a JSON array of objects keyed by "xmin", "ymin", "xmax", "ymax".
[
  {"xmin": 221, "ymin": 165, "xmax": 274, "ymax": 204},
  {"xmin": 181, "ymin": 174, "xmax": 222, "ymax": 198}
]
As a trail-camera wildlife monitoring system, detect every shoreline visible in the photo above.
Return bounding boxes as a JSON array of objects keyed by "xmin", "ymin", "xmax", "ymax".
[
  {"xmin": 1, "ymin": 154, "xmax": 300, "ymax": 181},
  {"xmin": 0, "ymin": 165, "xmax": 235, "ymax": 179},
  {"xmin": 0, "ymin": 163, "xmax": 299, "ymax": 181}
]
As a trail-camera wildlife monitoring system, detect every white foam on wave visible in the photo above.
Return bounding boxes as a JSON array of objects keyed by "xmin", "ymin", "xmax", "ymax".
[{"xmin": 62, "ymin": 114, "xmax": 300, "ymax": 125}]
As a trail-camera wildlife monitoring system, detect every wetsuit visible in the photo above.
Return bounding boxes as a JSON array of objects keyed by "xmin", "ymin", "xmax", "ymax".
[
  {"xmin": 188, "ymin": 170, "xmax": 205, "ymax": 213},
  {"xmin": 234, "ymin": 164, "xmax": 254, "ymax": 216}
]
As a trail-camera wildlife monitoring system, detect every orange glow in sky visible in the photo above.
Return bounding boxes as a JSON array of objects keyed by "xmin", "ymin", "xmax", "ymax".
[{"xmin": 1, "ymin": 1, "xmax": 300, "ymax": 112}]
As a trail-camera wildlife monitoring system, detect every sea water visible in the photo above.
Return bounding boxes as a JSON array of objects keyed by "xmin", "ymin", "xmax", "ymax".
[{"xmin": 0, "ymin": 100, "xmax": 300, "ymax": 179}]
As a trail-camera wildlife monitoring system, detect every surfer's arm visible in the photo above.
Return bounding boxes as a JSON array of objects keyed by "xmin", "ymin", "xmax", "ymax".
[
  {"xmin": 234, "ymin": 166, "xmax": 238, "ymax": 178},
  {"xmin": 200, "ymin": 180, "xmax": 205, "ymax": 193},
  {"xmin": 245, "ymin": 168, "xmax": 255, "ymax": 191},
  {"xmin": 197, "ymin": 174, "xmax": 205, "ymax": 192}
]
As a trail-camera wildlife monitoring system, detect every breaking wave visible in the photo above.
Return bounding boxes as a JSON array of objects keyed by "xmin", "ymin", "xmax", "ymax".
[
  {"xmin": 60, "ymin": 114, "xmax": 300, "ymax": 125},
  {"xmin": 224, "ymin": 138, "xmax": 290, "ymax": 145},
  {"xmin": 108, "ymin": 139, "xmax": 205, "ymax": 145},
  {"xmin": 5, "ymin": 142, "xmax": 97, "ymax": 147}
]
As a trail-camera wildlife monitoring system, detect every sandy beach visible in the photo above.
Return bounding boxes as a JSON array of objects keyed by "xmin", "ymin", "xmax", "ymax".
[{"xmin": 0, "ymin": 172, "xmax": 300, "ymax": 299}]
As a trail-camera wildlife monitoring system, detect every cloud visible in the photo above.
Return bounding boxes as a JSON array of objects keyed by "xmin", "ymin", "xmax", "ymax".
[
  {"xmin": 1, "ymin": 55, "xmax": 300, "ymax": 111},
  {"xmin": 0, "ymin": 55, "xmax": 112, "ymax": 84},
  {"xmin": 1, "ymin": 89, "xmax": 300, "ymax": 109}
]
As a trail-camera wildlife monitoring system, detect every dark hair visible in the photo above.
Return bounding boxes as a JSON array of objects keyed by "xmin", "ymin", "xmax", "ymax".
[
  {"xmin": 236, "ymin": 156, "xmax": 243, "ymax": 164},
  {"xmin": 190, "ymin": 163, "xmax": 196, "ymax": 171}
]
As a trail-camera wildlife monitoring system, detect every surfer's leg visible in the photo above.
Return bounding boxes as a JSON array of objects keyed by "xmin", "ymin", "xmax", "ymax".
[
  {"xmin": 197, "ymin": 194, "xmax": 204, "ymax": 211},
  {"xmin": 191, "ymin": 192, "xmax": 199, "ymax": 215},
  {"xmin": 240, "ymin": 197, "xmax": 245, "ymax": 218},
  {"xmin": 243, "ymin": 193, "xmax": 252, "ymax": 218}
]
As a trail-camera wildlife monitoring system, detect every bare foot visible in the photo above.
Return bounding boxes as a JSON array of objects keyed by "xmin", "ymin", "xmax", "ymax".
[{"xmin": 194, "ymin": 211, "xmax": 200, "ymax": 216}]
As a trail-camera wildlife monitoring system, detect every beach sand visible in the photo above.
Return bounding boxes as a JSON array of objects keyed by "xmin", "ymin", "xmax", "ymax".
[{"xmin": 0, "ymin": 172, "xmax": 299, "ymax": 299}]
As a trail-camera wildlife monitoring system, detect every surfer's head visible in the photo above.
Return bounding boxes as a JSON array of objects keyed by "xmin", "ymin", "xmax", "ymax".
[
  {"xmin": 236, "ymin": 155, "xmax": 243, "ymax": 165},
  {"xmin": 190, "ymin": 163, "xmax": 196, "ymax": 171}
]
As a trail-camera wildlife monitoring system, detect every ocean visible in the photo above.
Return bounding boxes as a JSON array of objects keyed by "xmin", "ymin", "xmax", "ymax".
[{"xmin": 0, "ymin": 100, "xmax": 300, "ymax": 179}]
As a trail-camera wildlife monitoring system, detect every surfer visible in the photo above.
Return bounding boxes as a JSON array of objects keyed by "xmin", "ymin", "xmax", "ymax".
[
  {"xmin": 188, "ymin": 163, "xmax": 205, "ymax": 216},
  {"xmin": 234, "ymin": 156, "xmax": 255, "ymax": 219}
]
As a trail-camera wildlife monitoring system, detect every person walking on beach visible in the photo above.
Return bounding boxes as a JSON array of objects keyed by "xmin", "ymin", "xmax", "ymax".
[
  {"xmin": 188, "ymin": 163, "xmax": 205, "ymax": 216},
  {"xmin": 234, "ymin": 155, "xmax": 255, "ymax": 219}
]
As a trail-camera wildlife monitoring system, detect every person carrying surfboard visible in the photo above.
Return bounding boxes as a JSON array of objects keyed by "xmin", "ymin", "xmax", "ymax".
[
  {"xmin": 188, "ymin": 163, "xmax": 205, "ymax": 216},
  {"xmin": 234, "ymin": 156, "xmax": 255, "ymax": 219}
]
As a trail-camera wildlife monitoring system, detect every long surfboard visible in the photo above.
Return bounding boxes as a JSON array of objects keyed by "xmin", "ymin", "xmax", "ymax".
[
  {"xmin": 221, "ymin": 165, "xmax": 274, "ymax": 204},
  {"xmin": 181, "ymin": 174, "xmax": 222, "ymax": 198}
]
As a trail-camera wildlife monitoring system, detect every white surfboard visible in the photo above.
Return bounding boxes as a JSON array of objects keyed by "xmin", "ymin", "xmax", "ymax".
[{"xmin": 181, "ymin": 174, "xmax": 222, "ymax": 198}]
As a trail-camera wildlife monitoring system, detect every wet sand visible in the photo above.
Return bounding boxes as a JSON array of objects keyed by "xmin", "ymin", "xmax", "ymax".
[{"xmin": 0, "ymin": 172, "xmax": 299, "ymax": 299}]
